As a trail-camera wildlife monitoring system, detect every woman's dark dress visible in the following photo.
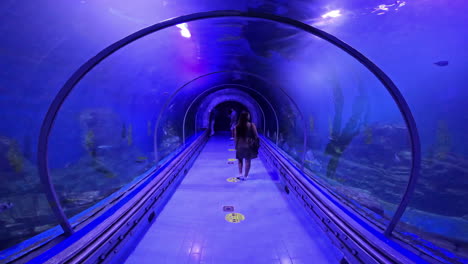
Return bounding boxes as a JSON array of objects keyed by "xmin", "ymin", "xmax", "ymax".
[{"xmin": 236, "ymin": 123, "xmax": 257, "ymax": 160}]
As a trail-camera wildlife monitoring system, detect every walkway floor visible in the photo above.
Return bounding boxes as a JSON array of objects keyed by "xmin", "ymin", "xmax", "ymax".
[{"xmin": 125, "ymin": 134, "xmax": 343, "ymax": 264}]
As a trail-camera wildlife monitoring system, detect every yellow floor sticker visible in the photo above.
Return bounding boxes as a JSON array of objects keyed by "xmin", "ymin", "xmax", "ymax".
[
  {"xmin": 228, "ymin": 158, "xmax": 237, "ymax": 161},
  {"xmin": 228, "ymin": 149, "xmax": 235, "ymax": 151},
  {"xmin": 227, "ymin": 158, "xmax": 237, "ymax": 164},
  {"xmin": 225, "ymin": 213, "xmax": 245, "ymax": 223},
  {"xmin": 227, "ymin": 177, "xmax": 240, "ymax": 183}
]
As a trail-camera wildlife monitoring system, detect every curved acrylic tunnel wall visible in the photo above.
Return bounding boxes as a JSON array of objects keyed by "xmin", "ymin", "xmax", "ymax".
[
  {"xmin": 0, "ymin": 3, "xmax": 467, "ymax": 264},
  {"xmin": 53, "ymin": 15, "xmax": 413, "ymax": 251}
]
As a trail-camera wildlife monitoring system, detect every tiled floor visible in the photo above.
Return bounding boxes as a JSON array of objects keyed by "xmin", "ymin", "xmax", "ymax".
[{"xmin": 125, "ymin": 134, "xmax": 343, "ymax": 264}]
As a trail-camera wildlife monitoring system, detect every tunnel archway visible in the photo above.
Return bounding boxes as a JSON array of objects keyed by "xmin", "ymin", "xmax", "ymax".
[
  {"xmin": 181, "ymin": 83, "xmax": 278, "ymax": 145},
  {"xmin": 153, "ymin": 70, "xmax": 306, "ymax": 162},
  {"xmin": 196, "ymin": 88, "xmax": 263, "ymax": 131},
  {"xmin": 209, "ymin": 101, "xmax": 246, "ymax": 133}
]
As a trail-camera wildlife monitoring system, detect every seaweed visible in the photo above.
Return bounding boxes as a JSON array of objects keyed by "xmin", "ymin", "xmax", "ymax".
[
  {"xmin": 7, "ymin": 141, "xmax": 23, "ymax": 173},
  {"xmin": 435, "ymin": 120, "xmax": 451, "ymax": 159},
  {"xmin": 324, "ymin": 76, "xmax": 369, "ymax": 178},
  {"xmin": 121, "ymin": 123, "xmax": 127, "ymax": 139},
  {"xmin": 93, "ymin": 160, "xmax": 116, "ymax": 178},
  {"xmin": 85, "ymin": 130, "xmax": 96, "ymax": 157},
  {"xmin": 127, "ymin": 124, "xmax": 133, "ymax": 146},
  {"xmin": 147, "ymin": 121, "xmax": 152, "ymax": 136},
  {"xmin": 364, "ymin": 127, "xmax": 373, "ymax": 145},
  {"xmin": 23, "ymin": 135, "xmax": 32, "ymax": 161}
]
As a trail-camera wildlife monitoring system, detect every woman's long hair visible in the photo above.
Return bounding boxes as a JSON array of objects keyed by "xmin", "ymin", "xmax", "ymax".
[{"xmin": 236, "ymin": 111, "xmax": 250, "ymax": 138}]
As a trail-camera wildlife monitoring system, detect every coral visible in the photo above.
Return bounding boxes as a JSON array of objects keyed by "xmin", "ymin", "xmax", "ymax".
[{"xmin": 7, "ymin": 141, "xmax": 23, "ymax": 173}]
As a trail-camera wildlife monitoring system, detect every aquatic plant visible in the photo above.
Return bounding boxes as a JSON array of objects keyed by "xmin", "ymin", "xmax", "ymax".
[
  {"xmin": 22, "ymin": 135, "xmax": 32, "ymax": 160},
  {"xmin": 121, "ymin": 123, "xmax": 127, "ymax": 139},
  {"xmin": 324, "ymin": 76, "xmax": 369, "ymax": 179},
  {"xmin": 93, "ymin": 160, "xmax": 116, "ymax": 178},
  {"xmin": 85, "ymin": 130, "xmax": 96, "ymax": 157},
  {"xmin": 364, "ymin": 127, "xmax": 373, "ymax": 144},
  {"xmin": 435, "ymin": 120, "xmax": 451, "ymax": 159},
  {"xmin": 309, "ymin": 116, "xmax": 315, "ymax": 131},
  {"xmin": 7, "ymin": 141, "xmax": 23, "ymax": 173},
  {"xmin": 147, "ymin": 121, "xmax": 152, "ymax": 136},
  {"xmin": 127, "ymin": 124, "xmax": 133, "ymax": 146}
]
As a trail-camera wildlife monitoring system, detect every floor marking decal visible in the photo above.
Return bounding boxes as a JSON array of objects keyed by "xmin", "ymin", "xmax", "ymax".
[
  {"xmin": 225, "ymin": 213, "xmax": 245, "ymax": 223},
  {"xmin": 227, "ymin": 177, "xmax": 240, "ymax": 182}
]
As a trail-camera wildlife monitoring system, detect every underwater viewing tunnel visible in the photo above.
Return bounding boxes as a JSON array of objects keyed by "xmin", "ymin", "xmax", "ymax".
[{"xmin": 0, "ymin": 1, "xmax": 467, "ymax": 264}]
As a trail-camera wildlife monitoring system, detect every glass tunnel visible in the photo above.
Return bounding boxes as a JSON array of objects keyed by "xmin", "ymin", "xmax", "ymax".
[{"xmin": 0, "ymin": 1, "xmax": 467, "ymax": 264}]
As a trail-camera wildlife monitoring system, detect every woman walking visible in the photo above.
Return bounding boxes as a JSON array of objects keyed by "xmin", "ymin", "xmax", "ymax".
[{"xmin": 235, "ymin": 111, "xmax": 259, "ymax": 180}]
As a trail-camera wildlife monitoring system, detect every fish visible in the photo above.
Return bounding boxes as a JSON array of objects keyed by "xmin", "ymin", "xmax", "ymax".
[
  {"xmin": 97, "ymin": 145, "xmax": 113, "ymax": 149},
  {"xmin": 105, "ymin": 173, "xmax": 116, "ymax": 178},
  {"xmin": 135, "ymin": 156, "xmax": 148, "ymax": 163},
  {"xmin": 0, "ymin": 202, "xmax": 13, "ymax": 212},
  {"xmin": 434, "ymin": 61, "xmax": 449, "ymax": 67}
]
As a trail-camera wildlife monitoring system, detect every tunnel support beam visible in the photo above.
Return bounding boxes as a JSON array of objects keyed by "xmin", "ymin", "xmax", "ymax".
[{"xmin": 38, "ymin": 123, "xmax": 74, "ymax": 235}]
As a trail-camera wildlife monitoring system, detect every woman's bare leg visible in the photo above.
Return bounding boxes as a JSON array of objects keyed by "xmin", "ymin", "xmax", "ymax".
[
  {"xmin": 245, "ymin": 159, "xmax": 251, "ymax": 177},
  {"xmin": 238, "ymin": 159, "xmax": 243, "ymax": 175}
]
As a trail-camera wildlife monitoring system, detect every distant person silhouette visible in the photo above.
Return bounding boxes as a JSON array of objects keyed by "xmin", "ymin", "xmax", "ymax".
[
  {"xmin": 229, "ymin": 108, "xmax": 238, "ymax": 140},
  {"xmin": 209, "ymin": 108, "xmax": 218, "ymax": 136},
  {"xmin": 235, "ymin": 111, "xmax": 258, "ymax": 180}
]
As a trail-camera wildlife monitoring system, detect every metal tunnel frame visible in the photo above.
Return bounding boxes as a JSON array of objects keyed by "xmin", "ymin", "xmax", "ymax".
[
  {"xmin": 153, "ymin": 70, "xmax": 307, "ymax": 166},
  {"xmin": 37, "ymin": 10, "xmax": 421, "ymax": 237},
  {"xmin": 191, "ymin": 85, "xmax": 267, "ymax": 138},
  {"xmin": 182, "ymin": 83, "xmax": 276, "ymax": 143}
]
